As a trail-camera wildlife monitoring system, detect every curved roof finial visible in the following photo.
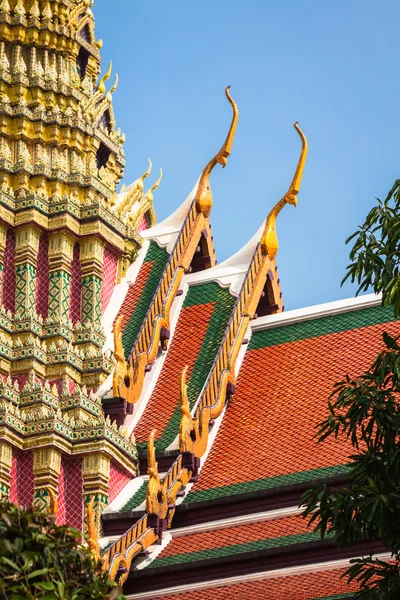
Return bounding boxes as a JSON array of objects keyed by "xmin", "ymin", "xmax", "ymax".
[
  {"xmin": 138, "ymin": 158, "xmax": 152, "ymax": 192},
  {"xmin": 97, "ymin": 61, "xmax": 112, "ymax": 95},
  {"xmin": 106, "ymin": 73, "xmax": 119, "ymax": 103},
  {"xmin": 261, "ymin": 122, "xmax": 308, "ymax": 260},
  {"xmin": 195, "ymin": 86, "xmax": 239, "ymax": 217},
  {"xmin": 147, "ymin": 428, "xmax": 158, "ymax": 476},
  {"xmin": 145, "ymin": 168, "xmax": 163, "ymax": 203}
]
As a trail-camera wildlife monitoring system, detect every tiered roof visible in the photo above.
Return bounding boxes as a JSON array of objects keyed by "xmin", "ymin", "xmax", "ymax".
[
  {"xmin": 0, "ymin": 6, "xmax": 393, "ymax": 597},
  {"xmin": 135, "ymin": 565, "xmax": 359, "ymax": 599},
  {"xmin": 102, "ymin": 288, "xmax": 394, "ymax": 594}
]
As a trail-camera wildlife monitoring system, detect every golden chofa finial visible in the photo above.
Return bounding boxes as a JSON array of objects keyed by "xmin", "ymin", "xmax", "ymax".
[
  {"xmin": 147, "ymin": 429, "xmax": 159, "ymax": 478},
  {"xmin": 145, "ymin": 169, "xmax": 163, "ymax": 203},
  {"xmin": 139, "ymin": 158, "xmax": 152, "ymax": 191},
  {"xmin": 195, "ymin": 86, "xmax": 239, "ymax": 218},
  {"xmin": 106, "ymin": 73, "xmax": 119, "ymax": 103},
  {"xmin": 261, "ymin": 122, "xmax": 308, "ymax": 260},
  {"xmin": 97, "ymin": 61, "xmax": 112, "ymax": 95}
]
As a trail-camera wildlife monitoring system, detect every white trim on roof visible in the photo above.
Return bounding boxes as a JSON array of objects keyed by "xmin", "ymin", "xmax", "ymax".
[
  {"xmin": 126, "ymin": 553, "xmax": 391, "ymax": 599},
  {"xmin": 123, "ymin": 281, "xmax": 190, "ymax": 435},
  {"xmin": 141, "ymin": 178, "xmax": 200, "ymax": 253},
  {"xmin": 172, "ymin": 505, "xmax": 303, "ymax": 538},
  {"xmin": 184, "ymin": 223, "xmax": 264, "ymax": 297},
  {"xmin": 97, "ymin": 240, "xmax": 152, "ymax": 399},
  {"xmin": 252, "ymin": 293, "xmax": 382, "ymax": 332}
]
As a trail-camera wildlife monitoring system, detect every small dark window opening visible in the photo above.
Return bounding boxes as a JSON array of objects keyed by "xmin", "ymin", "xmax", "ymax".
[
  {"xmin": 76, "ymin": 47, "xmax": 90, "ymax": 80},
  {"xmin": 255, "ymin": 272, "xmax": 280, "ymax": 318},
  {"xmin": 189, "ymin": 231, "xmax": 212, "ymax": 274},
  {"xmin": 96, "ymin": 142, "xmax": 111, "ymax": 170},
  {"xmin": 79, "ymin": 23, "xmax": 92, "ymax": 43},
  {"xmin": 99, "ymin": 109, "xmax": 112, "ymax": 133}
]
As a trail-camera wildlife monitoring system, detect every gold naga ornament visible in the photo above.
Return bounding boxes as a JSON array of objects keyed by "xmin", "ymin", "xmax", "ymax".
[
  {"xmin": 112, "ymin": 87, "xmax": 239, "ymax": 406},
  {"xmin": 103, "ymin": 122, "xmax": 308, "ymax": 585},
  {"xmin": 179, "ymin": 365, "xmax": 210, "ymax": 457},
  {"xmin": 145, "ymin": 429, "xmax": 168, "ymax": 519},
  {"xmin": 179, "ymin": 123, "xmax": 308, "ymax": 459},
  {"xmin": 145, "ymin": 427, "xmax": 193, "ymax": 528},
  {"xmin": 195, "ymin": 86, "xmax": 239, "ymax": 217},
  {"xmin": 261, "ymin": 122, "xmax": 308, "ymax": 259}
]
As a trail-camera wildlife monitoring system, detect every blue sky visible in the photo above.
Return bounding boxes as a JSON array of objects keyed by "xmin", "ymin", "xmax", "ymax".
[{"xmin": 95, "ymin": 0, "xmax": 400, "ymax": 310}]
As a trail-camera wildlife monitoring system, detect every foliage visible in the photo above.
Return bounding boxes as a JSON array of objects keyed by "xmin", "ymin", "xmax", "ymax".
[
  {"xmin": 302, "ymin": 182, "xmax": 400, "ymax": 599},
  {"xmin": 343, "ymin": 180, "xmax": 400, "ymax": 317},
  {"xmin": 0, "ymin": 500, "xmax": 125, "ymax": 600}
]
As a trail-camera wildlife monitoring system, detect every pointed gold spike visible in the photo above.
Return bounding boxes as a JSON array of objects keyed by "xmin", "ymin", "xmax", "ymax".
[
  {"xmin": 135, "ymin": 159, "xmax": 152, "ymax": 194},
  {"xmin": 141, "ymin": 158, "xmax": 152, "ymax": 185},
  {"xmin": 145, "ymin": 169, "xmax": 163, "ymax": 202},
  {"xmin": 261, "ymin": 122, "xmax": 308, "ymax": 259},
  {"xmin": 179, "ymin": 366, "xmax": 191, "ymax": 450},
  {"xmin": 195, "ymin": 86, "xmax": 239, "ymax": 217},
  {"xmin": 147, "ymin": 428, "xmax": 158, "ymax": 475},
  {"xmin": 106, "ymin": 73, "xmax": 119, "ymax": 103},
  {"xmin": 97, "ymin": 61, "xmax": 112, "ymax": 95}
]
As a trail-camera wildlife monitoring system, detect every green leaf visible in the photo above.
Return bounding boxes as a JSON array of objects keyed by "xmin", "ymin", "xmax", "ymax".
[
  {"xmin": 34, "ymin": 582, "xmax": 55, "ymax": 590},
  {"xmin": 27, "ymin": 568, "xmax": 50, "ymax": 579},
  {"xmin": 0, "ymin": 557, "xmax": 22, "ymax": 572}
]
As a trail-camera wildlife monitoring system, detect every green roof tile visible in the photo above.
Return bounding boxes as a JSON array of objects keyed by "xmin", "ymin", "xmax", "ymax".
[
  {"xmin": 150, "ymin": 530, "xmax": 324, "ymax": 568},
  {"xmin": 184, "ymin": 464, "xmax": 351, "ymax": 503},
  {"xmin": 121, "ymin": 480, "xmax": 148, "ymax": 512},
  {"xmin": 122, "ymin": 242, "xmax": 169, "ymax": 358},
  {"xmin": 138, "ymin": 282, "xmax": 236, "ymax": 454},
  {"xmin": 250, "ymin": 305, "xmax": 396, "ymax": 351}
]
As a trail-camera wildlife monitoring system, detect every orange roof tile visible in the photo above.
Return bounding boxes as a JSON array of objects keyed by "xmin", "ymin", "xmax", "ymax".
[
  {"xmin": 189, "ymin": 317, "xmax": 400, "ymax": 498},
  {"xmin": 158, "ymin": 566, "xmax": 357, "ymax": 599},
  {"xmin": 135, "ymin": 301, "xmax": 216, "ymax": 447},
  {"xmin": 158, "ymin": 514, "xmax": 310, "ymax": 560}
]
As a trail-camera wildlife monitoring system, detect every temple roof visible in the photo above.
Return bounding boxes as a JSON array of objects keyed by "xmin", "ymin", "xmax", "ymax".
[
  {"xmin": 129, "ymin": 564, "xmax": 359, "ymax": 599},
  {"xmin": 186, "ymin": 295, "xmax": 397, "ymax": 504},
  {"xmin": 101, "ymin": 292, "xmax": 397, "ymax": 596}
]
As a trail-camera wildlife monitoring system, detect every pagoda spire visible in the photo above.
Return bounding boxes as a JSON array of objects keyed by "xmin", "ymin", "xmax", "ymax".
[{"xmin": 0, "ymin": 0, "xmax": 142, "ymax": 535}]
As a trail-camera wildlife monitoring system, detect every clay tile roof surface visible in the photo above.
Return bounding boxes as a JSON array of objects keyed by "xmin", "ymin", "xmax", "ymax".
[
  {"xmin": 156, "ymin": 566, "xmax": 357, "ymax": 599},
  {"xmin": 186, "ymin": 305, "xmax": 399, "ymax": 502},
  {"xmin": 116, "ymin": 242, "xmax": 170, "ymax": 359},
  {"xmin": 135, "ymin": 282, "xmax": 236, "ymax": 453},
  {"xmin": 149, "ymin": 514, "xmax": 315, "ymax": 568}
]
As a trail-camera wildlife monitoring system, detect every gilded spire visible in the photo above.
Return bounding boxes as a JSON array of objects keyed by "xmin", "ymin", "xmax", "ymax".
[
  {"xmin": 97, "ymin": 61, "xmax": 112, "ymax": 95},
  {"xmin": 195, "ymin": 86, "xmax": 239, "ymax": 217},
  {"xmin": 261, "ymin": 122, "xmax": 308, "ymax": 259},
  {"xmin": 145, "ymin": 169, "xmax": 163, "ymax": 203}
]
